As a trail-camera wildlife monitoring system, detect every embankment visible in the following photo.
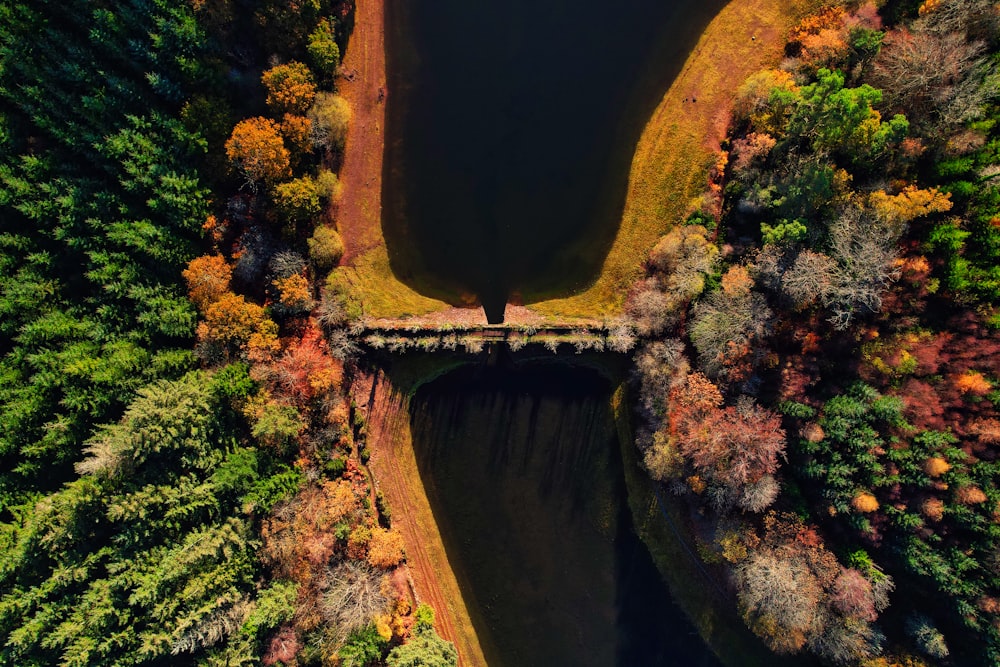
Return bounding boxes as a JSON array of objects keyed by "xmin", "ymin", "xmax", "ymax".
[
  {"xmin": 336, "ymin": 0, "xmax": 451, "ymax": 319},
  {"xmin": 351, "ymin": 369, "xmax": 489, "ymax": 667}
]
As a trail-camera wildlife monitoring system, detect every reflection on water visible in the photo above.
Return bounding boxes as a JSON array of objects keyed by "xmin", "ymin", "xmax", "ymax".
[
  {"xmin": 409, "ymin": 362, "xmax": 721, "ymax": 666},
  {"xmin": 384, "ymin": 0, "xmax": 728, "ymax": 320}
]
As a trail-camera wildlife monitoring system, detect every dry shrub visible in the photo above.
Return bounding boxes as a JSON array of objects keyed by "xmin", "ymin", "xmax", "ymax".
[
  {"xmin": 367, "ymin": 527, "xmax": 405, "ymax": 569},
  {"xmin": 923, "ymin": 457, "xmax": 951, "ymax": 478},
  {"xmin": 921, "ymin": 498, "xmax": 945, "ymax": 522},
  {"xmin": 802, "ymin": 422, "xmax": 825, "ymax": 443},
  {"xmin": 955, "ymin": 370, "xmax": 991, "ymax": 395},
  {"xmin": 956, "ymin": 485, "xmax": 988, "ymax": 505},
  {"xmin": 831, "ymin": 569, "xmax": 878, "ymax": 622},
  {"xmin": 321, "ymin": 561, "xmax": 390, "ymax": 639}
]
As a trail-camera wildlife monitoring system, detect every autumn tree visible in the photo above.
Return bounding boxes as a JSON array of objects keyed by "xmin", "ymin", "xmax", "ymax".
[
  {"xmin": 196, "ymin": 292, "xmax": 280, "ymax": 363},
  {"xmin": 273, "ymin": 175, "xmax": 322, "ymax": 223},
  {"xmin": 308, "ymin": 19, "xmax": 341, "ymax": 79},
  {"xmin": 308, "ymin": 226, "xmax": 346, "ymax": 271},
  {"xmin": 871, "ymin": 26, "xmax": 991, "ymax": 133},
  {"xmin": 226, "ymin": 117, "xmax": 291, "ymax": 188},
  {"xmin": 690, "ymin": 266, "xmax": 773, "ymax": 381},
  {"xmin": 367, "ymin": 526, "xmax": 405, "ymax": 569},
  {"xmin": 279, "ymin": 113, "xmax": 313, "ymax": 159},
  {"xmin": 734, "ymin": 69, "xmax": 799, "ymax": 134},
  {"xmin": 309, "ymin": 92, "xmax": 351, "ymax": 150},
  {"xmin": 183, "ymin": 254, "xmax": 233, "ymax": 312},
  {"xmin": 737, "ymin": 548, "xmax": 823, "ymax": 653},
  {"xmin": 262, "ymin": 61, "xmax": 317, "ymax": 115}
]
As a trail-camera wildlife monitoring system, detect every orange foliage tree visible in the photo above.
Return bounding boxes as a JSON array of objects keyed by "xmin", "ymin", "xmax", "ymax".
[
  {"xmin": 182, "ymin": 254, "xmax": 233, "ymax": 312},
  {"xmin": 367, "ymin": 526, "xmax": 405, "ymax": 569},
  {"xmin": 253, "ymin": 324, "xmax": 343, "ymax": 408},
  {"xmin": 226, "ymin": 117, "xmax": 291, "ymax": 187},
  {"xmin": 666, "ymin": 373, "xmax": 786, "ymax": 489},
  {"xmin": 196, "ymin": 292, "xmax": 280, "ymax": 362}
]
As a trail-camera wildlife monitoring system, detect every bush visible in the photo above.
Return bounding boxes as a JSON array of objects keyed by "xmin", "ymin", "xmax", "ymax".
[
  {"xmin": 273, "ymin": 176, "xmax": 321, "ymax": 223},
  {"xmin": 309, "ymin": 226, "xmax": 346, "ymax": 271},
  {"xmin": 262, "ymin": 61, "xmax": 316, "ymax": 115},
  {"xmin": 308, "ymin": 19, "xmax": 341, "ymax": 79},
  {"xmin": 386, "ymin": 626, "xmax": 458, "ymax": 667},
  {"xmin": 309, "ymin": 92, "xmax": 351, "ymax": 151}
]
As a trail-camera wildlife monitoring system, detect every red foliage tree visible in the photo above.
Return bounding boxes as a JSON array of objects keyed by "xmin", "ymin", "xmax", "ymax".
[{"xmin": 669, "ymin": 374, "xmax": 786, "ymax": 487}]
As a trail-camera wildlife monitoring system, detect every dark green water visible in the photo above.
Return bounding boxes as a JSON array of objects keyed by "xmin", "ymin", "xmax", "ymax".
[
  {"xmin": 384, "ymin": 0, "xmax": 727, "ymax": 322},
  {"xmin": 409, "ymin": 362, "xmax": 722, "ymax": 666}
]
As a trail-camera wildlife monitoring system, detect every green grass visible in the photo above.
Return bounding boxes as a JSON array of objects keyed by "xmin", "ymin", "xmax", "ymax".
[{"xmin": 338, "ymin": 246, "xmax": 451, "ymax": 319}]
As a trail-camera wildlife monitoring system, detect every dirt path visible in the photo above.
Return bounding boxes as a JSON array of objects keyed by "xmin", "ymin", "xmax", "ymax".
[
  {"xmin": 352, "ymin": 371, "xmax": 488, "ymax": 667},
  {"xmin": 336, "ymin": 0, "xmax": 388, "ymax": 262}
]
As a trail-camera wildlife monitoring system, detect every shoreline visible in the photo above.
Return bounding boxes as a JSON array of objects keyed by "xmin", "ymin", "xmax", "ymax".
[
  {"xmin": 337, "ymin": 0, "xmax": 821, "ymax": 324},
  {"xmin": 336, "ymin": 3, "xmax": 485, "ymax": 663},
  {"xmin": 530, "ymin": 0, "xmax": 821, "ymax": 318},
  {"xmin": 335, "ymin": 0, "xmax": 452, "ymax": 320}
]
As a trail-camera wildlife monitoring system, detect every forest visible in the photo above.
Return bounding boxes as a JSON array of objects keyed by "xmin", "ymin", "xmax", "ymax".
[
  {"xmin": 0, "ymin": 0, "xmax": 453, "ymax": 665},
  {"xmin": 628, "ymin": 0, "xmax": 1000, "ymax": 665}
]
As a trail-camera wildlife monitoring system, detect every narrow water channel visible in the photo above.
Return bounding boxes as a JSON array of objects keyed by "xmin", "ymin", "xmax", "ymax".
[
  {"xmin": 384, "ymin": 0, "xmax": 727, "ymax": 321},
  {"xmin": 409, "ymin": 362, "xmax": 721, "ymax": 666}
]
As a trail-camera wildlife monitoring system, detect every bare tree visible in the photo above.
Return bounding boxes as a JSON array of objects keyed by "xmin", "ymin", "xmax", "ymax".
[
  {"xmin": 689, "ymin": 284, "xmax": 773, "ymax": 379},
  {"xmin": 736, "ymin": 549, "xmax": 824, "ymax": 654},
  {"xmin": 626, "ymin": 279, "xmax": 677, "ymax": 336},
  {"xmin": 824, "ymin": 207, "xmax": 901, "ymax": 328},
  {"xmin": 321, "ymin": 561, "xmax": 390, "ymax": 640},
  {"xmin": 633, "ymin": 339, "xmax": 689, "ymax": 418},
  {"xmin": 781, "ymin": 249, "xmax": 838, "ymax": 309},
  {"xmin": 871, "ymin": 28, "xmax": 992, "ymax": 133},
  {"xmin": 648, "ymin": 225, "xmax": 719, "ymax": 303}
]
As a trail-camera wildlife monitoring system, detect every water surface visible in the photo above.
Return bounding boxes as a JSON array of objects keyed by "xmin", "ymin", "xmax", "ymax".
[
  {"xmin": 409, "ymin": 362, "xmax": 722, "ymax": 666},
  {"xmin": 384, "ymin": 0, "xmax": 727, "ymax": 321}
]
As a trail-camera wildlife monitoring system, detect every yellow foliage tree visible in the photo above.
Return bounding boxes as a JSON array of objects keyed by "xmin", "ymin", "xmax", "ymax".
[
  {"xmin": 273, "ymin": 274, "xmax": 315, "ymax": 315},
  {"xmin": 262, "ymin": 61, "xmax": 317, "ymax": 115},
  {"xmin": 196, "ymin": 292, "xmax": 280, "ymax": 362},
  {"xmin": 367, "ymin": 526, "xmax": 405, "ymax": 569},
  {"xmin": 851, "ymin": 491, "xmax": 879, "ymax": 513},
  {"xmin": 955, "ymin": 370, "xmax": 991, "ymax": 395},
  {"xmin": 924, "ymin": 457, "xmax": 951, "ymax": 478},
  {"xmin": 870, "ymin": 186, "xmax": 953, "ymax": 227}
]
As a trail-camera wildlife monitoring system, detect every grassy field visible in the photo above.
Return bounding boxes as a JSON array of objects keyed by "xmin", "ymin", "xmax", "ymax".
[{"xmin": 530, "ymin": 0, "xmax": 823, "ymax": 318}]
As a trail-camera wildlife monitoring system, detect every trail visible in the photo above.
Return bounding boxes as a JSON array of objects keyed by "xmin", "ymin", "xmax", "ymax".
[
  {"xmin": 336, "ymin": 0, "xmax": 387, "ymax": 262},
  {"xmin": 352, "ymin": 371, "xmax": 488, "ymax": 667}
]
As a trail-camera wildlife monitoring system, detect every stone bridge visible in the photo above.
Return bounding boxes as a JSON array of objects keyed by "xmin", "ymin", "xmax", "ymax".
[{"xmin": 357, "ymin": 320, "xmax": 633, "ymax": 355}]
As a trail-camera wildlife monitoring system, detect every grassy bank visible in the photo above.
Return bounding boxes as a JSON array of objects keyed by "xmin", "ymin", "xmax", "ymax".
[
  {"xmin": 336, "ymin": 0, "xmax": 451, "ymax": 320},
  {"xmin": 357, "ymin": 368, "xmax": 489, "ymax": 666},
  {"xmin": 531, "ymin": 0, "xmax": 822, "ymax": 318}
]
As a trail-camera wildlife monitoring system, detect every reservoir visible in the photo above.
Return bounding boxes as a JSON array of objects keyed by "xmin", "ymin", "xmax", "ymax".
[
  {"xmin": 409, "ymin": 362, "xmax": 722, "ymax": 666},
  {"xmin": 383, "ymin": 0, "xmax": 727, "ymax": 321}
]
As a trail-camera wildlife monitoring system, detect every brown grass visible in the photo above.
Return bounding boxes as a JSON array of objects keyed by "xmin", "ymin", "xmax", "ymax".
[{"xmin": 531, "ymin": 0, "xmax": 823, "ymax": 318}]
